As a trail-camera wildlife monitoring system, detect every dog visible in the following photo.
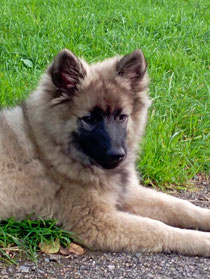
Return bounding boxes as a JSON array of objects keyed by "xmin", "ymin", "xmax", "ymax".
[{"xmin": 0, "ymin": 49, "xmax": 210, "ymax": 256}]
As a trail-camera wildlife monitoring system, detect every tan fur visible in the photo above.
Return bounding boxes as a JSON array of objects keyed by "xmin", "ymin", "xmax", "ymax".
[{"xmin": 0, "ymin": 49, "xmax": 210, "ymax": 257}]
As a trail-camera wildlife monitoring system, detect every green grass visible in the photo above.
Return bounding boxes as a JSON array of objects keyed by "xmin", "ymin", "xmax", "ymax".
[
  {"xmin": 0, "ymin": 0, "xmax": 209, "ymax": 261},
  {"xmin": 0, "ymin": 0, "xmax": 209, "ymax": 187},
  {"xmin": 1, "ymin": 0, "xmax": 209, "ymax": 187},
  {"xmin": 0, "ymin": 218, "xmax": 76, "ymax": 264}
]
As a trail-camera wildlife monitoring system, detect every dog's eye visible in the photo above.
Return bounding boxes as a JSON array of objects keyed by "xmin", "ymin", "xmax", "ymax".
[
  {"xmin": 116, "ymin": 114, "xmax": 128, "ymax": 122},
  {"xmin": 80, "ymin": 115, "xmax": 96, "ymax": 125}
]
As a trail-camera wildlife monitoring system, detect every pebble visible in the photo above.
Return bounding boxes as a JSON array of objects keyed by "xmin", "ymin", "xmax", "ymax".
[
  {"xmin": 107, "ymin": 264, "xmax": 115, "ymax": 270},
  {"xmin": 18, "ymin": 265, "xmax": 30, "ymax": 273}
]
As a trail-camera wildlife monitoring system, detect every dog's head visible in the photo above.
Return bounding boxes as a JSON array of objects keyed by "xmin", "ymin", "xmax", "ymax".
[{"xmin": 36, "ymin": 49, "xmax": 150, "ymax": 170}]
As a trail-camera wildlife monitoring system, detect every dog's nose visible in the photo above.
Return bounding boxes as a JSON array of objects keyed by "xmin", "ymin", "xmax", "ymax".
[{"xmin": 106, "ymin": 147, "xmax": 125, "ymax": 163}]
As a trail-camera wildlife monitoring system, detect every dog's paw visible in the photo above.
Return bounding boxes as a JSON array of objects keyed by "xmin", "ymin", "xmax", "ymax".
[{"xmin": 184, "ymin": 231, "xmax": 210, "ymax": 257}]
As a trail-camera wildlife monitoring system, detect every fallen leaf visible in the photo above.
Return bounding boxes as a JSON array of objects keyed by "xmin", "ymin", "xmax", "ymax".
[
  {"xmin": 68, "ymin": 243, "xmax": 85, "ymax": 255},
  {"xmin": 39, "ymin": 238, "xmax": 60, "ymax": 254},
  {"xmin": 21, "ymin": 58, "xmax": 33, "ymax": 68},
  {"xmin": 59, "ymin": 246, "xmax": 71, "ymax": 256}
]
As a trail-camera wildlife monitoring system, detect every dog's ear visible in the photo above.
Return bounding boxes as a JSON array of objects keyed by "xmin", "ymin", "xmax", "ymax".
[
  {"xmin": 116, "ymin": 49, "xmax": 147, "ymax": 89},
  {"xmin": 48, "ymin": 49, "xmax": 86, "ymax": 100}
]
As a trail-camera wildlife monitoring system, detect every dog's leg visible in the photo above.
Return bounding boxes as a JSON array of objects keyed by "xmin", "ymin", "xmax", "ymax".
[
  {"xmin": 120, "ymin": 184, "xmax": 210, "ymax": 231},
  {"xmin": 71, "ymin": 208, "xmax": 210, "ymax": 257}
]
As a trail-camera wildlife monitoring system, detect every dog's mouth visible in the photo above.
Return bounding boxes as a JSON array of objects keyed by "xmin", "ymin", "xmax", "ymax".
[
  {"xmin": 92, "ymin": 153, "xmax": 126, "ymax": 170},
  {"xmin": 69, "ymin": 135, "xmax": 127, "ymax": 170}
]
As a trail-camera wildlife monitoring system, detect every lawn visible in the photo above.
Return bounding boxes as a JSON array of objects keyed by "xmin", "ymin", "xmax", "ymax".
[
  {"xmin": 1, "ymin": 0, "xmax": 209, "ymax": 187},
  {"xmin": 0, "ymin": 0, "xmax": 209, "ymax": 260}
]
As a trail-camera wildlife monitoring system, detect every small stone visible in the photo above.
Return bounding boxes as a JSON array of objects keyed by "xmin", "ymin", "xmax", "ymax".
[
  {"xmin": 18, "ymin": 265, "xmax": 30, "ymax": 273},
  {"xmin": 37, "ymin": 268, "xmax": 45, "ymax": 274},
  {"xmin": 108, "ymin": 264, "xmax": 115, "ymax": 270},
  {"xmin": 44, "ymin": 257, "xmax": 50, "ymax": 263}
]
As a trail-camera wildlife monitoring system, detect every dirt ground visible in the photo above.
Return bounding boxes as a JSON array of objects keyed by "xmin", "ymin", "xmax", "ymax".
[{"xmin": 0, "ymin": 175, "xmax": 209, "ymax": 279}]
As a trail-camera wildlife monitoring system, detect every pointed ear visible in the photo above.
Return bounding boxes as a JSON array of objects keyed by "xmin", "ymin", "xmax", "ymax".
[
  {"xmin": 48, "ymin": 49, "xmax": 86, "ymax": 98},
  {"xmin": 116, "ymin": 49, "xmax": 147, "ymax": 89}
]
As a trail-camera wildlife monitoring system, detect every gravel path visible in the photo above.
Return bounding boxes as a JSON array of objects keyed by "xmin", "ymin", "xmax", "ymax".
[{"xmin": 0, "ymin": 177, "xmax": 209, "ymax": 279}]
